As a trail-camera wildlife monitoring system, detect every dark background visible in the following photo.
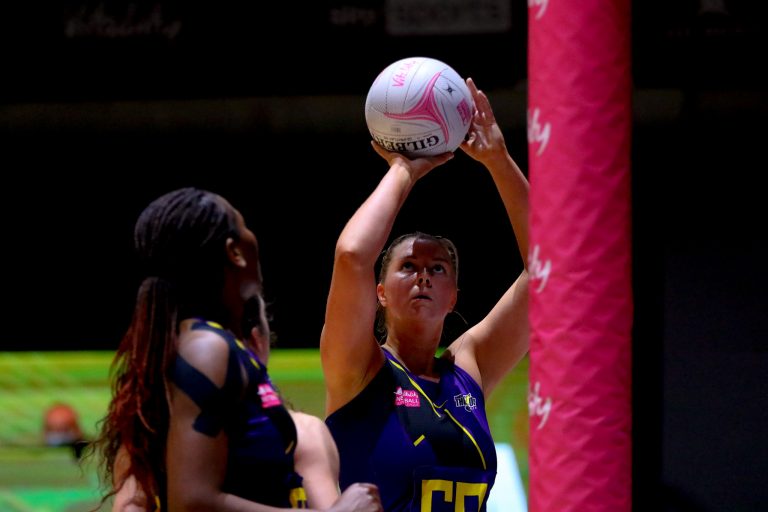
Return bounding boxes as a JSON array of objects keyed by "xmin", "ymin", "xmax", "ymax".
[{"xmin": 1, "ymin": 1, "xmax": 767, "ymax": 510}]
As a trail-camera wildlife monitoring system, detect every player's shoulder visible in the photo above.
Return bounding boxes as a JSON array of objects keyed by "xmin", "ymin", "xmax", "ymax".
[
  {"xmin": 176, "ymin": 320, "xmax": 232, "ymax": 384},
  {"xmin": 290, "ymin": 410, "xmax": 326, "ymax": 432},
  {"xmin": 291, "ymin": 411, "xmax": 338, "ymax": 446}
]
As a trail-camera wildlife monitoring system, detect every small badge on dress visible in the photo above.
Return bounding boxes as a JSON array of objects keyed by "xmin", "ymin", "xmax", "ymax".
[{"xmin": 258, "ymin": 383, "xmax": 282, "ymax": 408}]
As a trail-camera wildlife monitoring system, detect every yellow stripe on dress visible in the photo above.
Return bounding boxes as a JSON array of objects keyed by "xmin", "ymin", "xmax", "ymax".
[{"xmin": 443, "ymin": 409, "xmax": 487, "ymax": 470}]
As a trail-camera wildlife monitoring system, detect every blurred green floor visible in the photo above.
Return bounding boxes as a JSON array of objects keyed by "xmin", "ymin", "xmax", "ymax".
[{"xmin": 0, "ymin": 350, "xmax": 529, "ymax": 512}]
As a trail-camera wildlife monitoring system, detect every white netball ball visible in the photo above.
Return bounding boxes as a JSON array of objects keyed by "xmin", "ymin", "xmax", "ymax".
[{"xmin": 365, "ymin": 57, "xmax": 474, "ymax": 158}]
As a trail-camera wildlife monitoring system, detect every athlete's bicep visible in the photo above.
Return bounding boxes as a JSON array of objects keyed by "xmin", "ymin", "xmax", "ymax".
[
  {"xmin": 165, "ymin": 330, "xmax": 232, "ymax": 509},
  {"xmin": 320, "ymin": 259, "xmax": 385, "ymax": 414},
  {"xmin": 292, "ymin": 411, "xmax": 340, "ymax": 509},
  {"xmin": 166, "ymin": 381, "xmax": 229, "ymax": 509}
]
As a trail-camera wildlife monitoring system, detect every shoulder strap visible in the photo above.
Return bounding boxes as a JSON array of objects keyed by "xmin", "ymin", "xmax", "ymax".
[{"xmin": 171, "ymin": 320, "xmax": 246, "ymax": 437}]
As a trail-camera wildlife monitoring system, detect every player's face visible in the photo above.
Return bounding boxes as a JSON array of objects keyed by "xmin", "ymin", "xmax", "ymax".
[
  {"xmin": 378, "ymin": 237, "xmax": 457, "ymax": 323},
  {"xmin": 224, "ymin": 201, "xmax": 263, "ymax": 299}
]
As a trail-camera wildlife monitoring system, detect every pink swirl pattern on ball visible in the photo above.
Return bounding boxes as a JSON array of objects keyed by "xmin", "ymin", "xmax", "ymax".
[{"xmin": 383, "ymin": 72, "xmax": 448, "ymax": 145}]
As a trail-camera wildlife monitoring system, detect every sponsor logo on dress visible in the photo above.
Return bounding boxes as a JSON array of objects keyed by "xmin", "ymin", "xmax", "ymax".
[
  {"xmin": 394, "ymin": 386, "xmax": 421, "ymax": 407},
  {"xmin": 453, "ymin": 392, "xmax": 477, "ymax": 412},
  {"xmin": 258, "ymin": 383, "xmax": 282, "ymax": 408}
]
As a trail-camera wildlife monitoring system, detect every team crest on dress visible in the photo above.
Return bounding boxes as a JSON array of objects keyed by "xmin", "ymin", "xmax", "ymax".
[
  {"xmin": 454, "ymin": 392, "xmax": 477, "ymax": 412},
  {"xmin": 258, "ymin": 383, "xmax": 282, "ymax": 408},
  {"xmin": 394, "ymin": 386, "xmax": 421, "ymax": 407}
]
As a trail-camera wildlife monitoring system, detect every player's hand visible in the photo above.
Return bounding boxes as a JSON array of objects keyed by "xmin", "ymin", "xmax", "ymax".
[
  {"xmin": 460, "ymin": 77, "xmax": 509, "ymax": 167},
  {"xmin": 371, "ymin": 140, "xmax": 453, "ymax": 182},
  {"xmin": 327, "ymin": 482, "xmax": 383, "ymax": 512}
]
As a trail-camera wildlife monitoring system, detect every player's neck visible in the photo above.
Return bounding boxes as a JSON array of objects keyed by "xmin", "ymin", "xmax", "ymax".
[{"xmin": 382, "ymin": 339, "xmax": 439, "ymax": 381}]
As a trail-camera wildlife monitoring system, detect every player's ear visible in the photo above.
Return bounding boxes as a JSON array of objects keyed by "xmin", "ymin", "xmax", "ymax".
[
  {"xmin": 226, "ymin": 237, "xmax": 247, "ymax": 268},
  {"xmin": 449, "ymin": 291, "xmax": 457, "ymax": 312},
  {"xmin": 377, "ymin": 283, "xmax": 387, "ymax": 306}
]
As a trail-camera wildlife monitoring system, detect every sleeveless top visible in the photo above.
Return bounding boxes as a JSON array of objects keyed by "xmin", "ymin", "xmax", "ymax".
[
  {"xmin": 326, "ymin": 348, "xmax": 497, "ymax": 511},
  {"xmin": 172, "ymin": 320, "xmax": 307, "ymax": 508}
]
